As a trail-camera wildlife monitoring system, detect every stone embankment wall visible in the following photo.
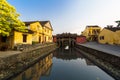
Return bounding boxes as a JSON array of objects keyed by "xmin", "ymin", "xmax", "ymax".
[
  {"xmin": 75, "ymin": 44, "xmax": 120, "ymax": 80},
  {"xmin": 13, "ymin": 53, "xmax": 53, "ymax": 80},
  {"xmin": 0, "ymin": 43, "xmax": 57, "ymax": 80}
]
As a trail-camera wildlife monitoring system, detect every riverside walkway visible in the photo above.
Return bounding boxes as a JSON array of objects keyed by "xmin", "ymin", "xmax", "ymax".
[
  {"xmin": 77, "ymin": 42, "xmax": 120, "ymax": 57},
  {"xmin": 0, "ymin": 43, "xmax": 54, "ymax": 58},
  {"xmin": 0, "ymin": 44, "xmax": 47, "ymax": 58},
  {"xmin": 0, "ymin": 51, "xmax": 21, "ymax": 58}
]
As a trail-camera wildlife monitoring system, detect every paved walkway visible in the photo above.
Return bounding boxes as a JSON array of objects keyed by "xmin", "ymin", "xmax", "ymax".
[
  {"xmin": 0, "ymin": 51, "xmax": 21, "ymax": 58},
  {"xmin": 0, "ymin": 43, "xmax": 54, "ymax": 58},
  {"xmin": 78, "ymin": 42, "xmax": 120, "ymax": 57}
]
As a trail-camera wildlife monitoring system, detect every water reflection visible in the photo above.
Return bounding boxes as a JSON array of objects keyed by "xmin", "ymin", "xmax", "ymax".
[
  {"xmin": 12, "ymin": 53, "xmax": 53, "ymax": 80},
  {"xmin": 53, "ymin": 48, "xmax": 94, "ymax": 67},
  {"xmin": 40, "ymin": 48, "xmax": 114, "ymax": 80},
  {"xmin": 12, "ymin": 48, "xmax": 115, "ymax": 80},
  {"xmin": 53, "ymin": 48, "xmax": 84, "ymax": 60}
]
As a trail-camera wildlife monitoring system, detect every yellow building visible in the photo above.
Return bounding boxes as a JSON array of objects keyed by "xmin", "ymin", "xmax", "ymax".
[
  {"xmin": 24, "ymin": 21, "xmax": 53, "ymax": 44},
  {"xmin": 40, "ymin": 21, "xmax": 53, "ymax": 43},
  {"xmin": 13, "ymin": 30, "xmax": 33, "ymax": 45},
  {"xmin": 98, "ymin": 27, "xmax": 120, "ymax": 45},
  {"xmin": 25, "ymin": 22, "xmax": 43, "ymax": 43},
  {"xmin": 0, "ymin": 20, "xmax": 53, "ymax": 50},
  {"xmin": 81, "ymin": 25, "xmax": 101, "ymax": 41},
  {"xmin": 0, "ymin": 30, "xmax": 33, "ymax": 50}
]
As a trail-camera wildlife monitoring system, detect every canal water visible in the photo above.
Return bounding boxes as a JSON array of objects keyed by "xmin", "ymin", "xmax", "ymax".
[{"xmin": 13, "ymin": 48, "xmax": 115, "ymax": 80}]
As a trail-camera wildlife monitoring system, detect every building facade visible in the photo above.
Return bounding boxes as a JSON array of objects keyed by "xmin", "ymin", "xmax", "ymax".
[
  {"xmin": 25, "ymin": 21, "xmax": 53, "ymax": 44},
  {"xmin": 98, "ymin": 27, "xmax": 120, "ymax": 45},
  {"xmin": 0, "ymin": 21, "xmax": 53, "ymax": 50},
  {"xmin": 40, "ymin": 21, "xmax": 53, "ymax": 43},
  {"xmin": 26, "ymin": 22, "xmax": 43, "ymax": 43},
  {"xmin": 81, "ymin": 25, "xmax": 101, "ymax": 41},
  {"xmin": 0, "ymin": 30, "xmax": 33, "ymax": 50},
  {"xmin": 13, "ymin": 30, "xmax": 33, "ymax": 46}
]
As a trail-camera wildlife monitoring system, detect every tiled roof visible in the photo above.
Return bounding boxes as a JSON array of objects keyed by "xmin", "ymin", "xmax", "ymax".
[
  {"xmin": 24, "ymin": 21, "xmax": 38, "ymax": 26},
  {"xmin": 27, "ymin": 29, "xmax": 34, "ymax": 34},
  {"xmin": 56, "ymin": 33, "xmax": 77, "ymax": 38},
  {"xmin": 40, "ymin": 21, "xmax": 49, "ymax": 26},
  {"xmin": 105, "ymin": 27, "xmax": 120, "ymax": 32},
  {"xmin": 40, "ymin": 21, "xmax": 53, "ymax": 31},
  {"xmin": 14, "ymin": 29, "xmax": 34, "ymax": 34},
  {"xmin": 86, "ymin": 25, "xmax": 100, "ymax": 28},
  {"xmin": 24, "ymin": 21, "xmax": 53, "ymax": 30}
]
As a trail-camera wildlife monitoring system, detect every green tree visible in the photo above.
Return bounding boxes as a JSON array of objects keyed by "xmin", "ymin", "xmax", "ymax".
[{"xmin": 0, "ymin": 0, "xmax": 26, "ymax": 36}]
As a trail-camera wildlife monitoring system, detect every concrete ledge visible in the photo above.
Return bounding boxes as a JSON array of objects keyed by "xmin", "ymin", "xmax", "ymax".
[
  {"xmin": 78, "ymin": 42, "xmax": 120, "ymax": 57},
  {"xmin": 76, "ymin": 44, "xmax": 120, "ymax": 67},
  {"xmin": 75, "ymin": 44, "xmax": 120, "ymax": 80}
]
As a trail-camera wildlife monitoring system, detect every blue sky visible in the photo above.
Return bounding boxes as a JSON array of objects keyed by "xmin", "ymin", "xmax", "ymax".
[{"xmin": 7, "ymin": 0, "xmax": 120, "ymax": 35}]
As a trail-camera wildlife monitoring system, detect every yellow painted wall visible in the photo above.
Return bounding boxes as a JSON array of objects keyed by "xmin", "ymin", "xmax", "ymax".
[
  {"xmin": 40, "ymin": 22, "xmax": 53, "ymax": 43},
  {"xmin": 82, "ymin": 29, "xmax": 89, "ymax": 38},
  {"xmin": 14, "ymin": 31, "xmax": 23, "ymax": 44},
  {"xmin": 28, "ymin": 21, "xmax": 53, "ymax": 43},
  {"xmin": 82, "ymin": 26, "xmax": 101, "ymax": 41},
  {"xmin": 14, "ymin": 31, "xmax": 32, "ymax": 45},
  {"xmin": 30, "ymin": 22, "xmax": 43, "ymax": 43},
  {"xmin": 115, "ymin": 30, "xmax": 120, "ymax": 44},
  {"xmin": 32, "ymin": 32, "xmax": 39, "ymax": 42},
  {"xmin": 115, "ymin": 30, "xmax": 120, "ymax": 37},
  {"xmin": 30, "ymin": 22, "xmax": 42, "ymax": 33},
  {"xmin": 43, "ymin": 27, "xmax": 53, "ymax": 42},
  {"xmin": 98, "ymin": 29, "xmax": 120, "ymax": 45}
]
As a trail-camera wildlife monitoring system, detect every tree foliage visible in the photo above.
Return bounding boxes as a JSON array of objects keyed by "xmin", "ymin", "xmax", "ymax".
[{"xmin": 0, "ymin": 0, "xmax": 26, "ymax": 36}]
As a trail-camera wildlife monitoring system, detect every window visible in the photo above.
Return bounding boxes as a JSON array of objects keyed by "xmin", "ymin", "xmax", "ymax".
[
  {"xmin": 97, "ymin": 30, "xmax": 100, "ymax": 33},
  {"xmin": 39, "ymin": 36, "xmax": 41, "ymax": 43},
  {"xmin": 23, "ymin": 34, "xmax": 27, "ymax": 42},
  {"xmin": 45, "ymin": 36, "xmax": 46, "ymax": 42},
  {"xmin": 102, "ymin": 36, "xmax": 104, "ymax": 40},
  {"xmin": 100, "ymin": 36, "xmax": 104, "ymax": 40}
]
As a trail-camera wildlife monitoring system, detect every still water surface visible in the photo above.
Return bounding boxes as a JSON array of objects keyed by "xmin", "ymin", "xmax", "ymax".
[
  {"xmin": 40, "ymin": 48, "xmax": 114, "ymax": 80},
  {"xmin": 13, "ymin": 48, "xmax": 115, "ymax": 80}
]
